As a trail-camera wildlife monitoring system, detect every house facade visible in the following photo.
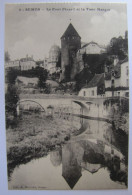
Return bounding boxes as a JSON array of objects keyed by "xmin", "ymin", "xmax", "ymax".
[
  {"xmin": 48, "ymin": 45, "xmax": 61, "ymax": 74},
  {"xmin": 78, "ymin": 74, "xmax": 105, "ymax": 98},
  {"xmin": 20, "ymin": 55, "xmax": 36, "ymax": 71},
  {"xmin": 105, "ymin": 57, "xmax": 129, "ymax": 97},
  {"xmin": 78, "ymin": 41, "xmax": 106, "ymax": 55},
  {"xmin": 5, "ymin": 60, "xmax": 20, "ymax": 69}
]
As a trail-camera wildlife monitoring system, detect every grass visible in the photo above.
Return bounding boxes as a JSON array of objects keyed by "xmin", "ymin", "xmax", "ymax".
[{"xmin": 6, "ymin": 112, "xmax": 78, "ymax": 178}]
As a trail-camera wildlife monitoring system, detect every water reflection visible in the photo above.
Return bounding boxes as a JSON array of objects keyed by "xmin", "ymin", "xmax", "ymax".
[
  {"xmin": 49, "ymin": 116, "xmax": 128, "ymax": 188},
  {"xmin": 9, "ymin": 115, "xmax": 128, "ymax": 189},
  {"xmin": 50, "ymin": 137, "xmax": 127, "ymax": 189},
  {"xmin": 62, "ymin": 142, "xmax": 84, "ymax": 188}
]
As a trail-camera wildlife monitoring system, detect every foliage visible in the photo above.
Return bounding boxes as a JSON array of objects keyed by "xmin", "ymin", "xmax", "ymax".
[
  {"xmin": 74, "ymin": 67, "xmax": 93, "ymax": 91},
  {"xmin": 5, "ymin": 51, "xmax": 10, "ymax": 62},
  {"xmin": 105, "ymin": 86, "xmax": 129, "ymax": 91},
  {"xmin": 5, "ymin": 84, "xmax": 19, "ymax": 117},
  {"xmin": 107, "ymin": 35, "xmax": 128, "ymax": 60},
  {"xmin": 36, "ymin": 67, "xmax": 48, "ymax": 90},
  {"xmin": 6, "ymin": 68, "xmax": 20, "ymax": 119},
  {"xmin": 7, "ymin": 67, "xmax": 48, "ymax": 91},
  {"xmin": 82, "ymin": 53, "xmax": 107, "ymax": 74},
  {"xmin": 6, "ymin": 68, "xmax": 20, "ymax": 84},
  {"xmin": 56, "ymin": 53, "xmax": 61, "ymax": 67},
  {"xmin": 44, "ymin": 84, "xmax": 51, "ymax": 94}
]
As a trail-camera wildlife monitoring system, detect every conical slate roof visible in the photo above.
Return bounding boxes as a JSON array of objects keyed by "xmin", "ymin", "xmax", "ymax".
[
  {"xmin": 61, "ymin": 23, "xmax": 81, "ymax": 39},
  {"xmin": 62, "ymin": 172, "xmax": 82, "ymax": 189}
]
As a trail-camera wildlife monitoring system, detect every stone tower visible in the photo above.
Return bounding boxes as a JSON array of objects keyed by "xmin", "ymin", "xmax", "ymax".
[{"xmin": 60, "ymin": 23, "xmax": 81, "ymax": 81}]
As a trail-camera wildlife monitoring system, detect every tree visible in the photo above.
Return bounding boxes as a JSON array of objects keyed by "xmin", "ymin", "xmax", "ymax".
[
  {"xmin": 5, "ymin": 69, "xmax": 20, "ymax": 118},
  {"xmin": 36, "ymin": 67, "xmax": 48, "ymax": 90},
  {"xmin": 6, "ymin": 68, "xmax": 19, "ymax": 84},
  {"xmin": 5, "ymin": 84, "xmax": 19, "ymax": 117},
  {"xmin": 107, "ymin": 35, "xmax": 128, "ymax": 60},
  {"xmin": 5, "ymin": 51, "xmax": 10, "ymax": 62}
]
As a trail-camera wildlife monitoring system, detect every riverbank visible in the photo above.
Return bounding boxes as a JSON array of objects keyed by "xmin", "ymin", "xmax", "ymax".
[
  {"xmin": 112, "ymin": 113, "xmax": 129, "ymax": 135},
  {"xmin": 6, "ymin": 112, "xmax": 79, "ymax": 178}
]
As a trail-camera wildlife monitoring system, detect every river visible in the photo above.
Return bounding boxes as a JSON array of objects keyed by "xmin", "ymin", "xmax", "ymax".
[{"xmin": 8, "ymin": 114, "xmax": 128, "ymax": 190}]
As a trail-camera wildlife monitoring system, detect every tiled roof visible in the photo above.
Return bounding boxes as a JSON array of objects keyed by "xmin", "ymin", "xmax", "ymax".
[
  {"xmin": 81, "ymin": 41, "xmax": 106, "ymax": 49},
  {"xmin": 83, "ymin": 73, "xmax": 104, "ymax": 88},
  {"xmin": 120, "ymin": 56, "xmax": 128, "ymax": 65},
  {"xmin": 61, "ymin": 23, "xmax": 81, "ymax": 39}
]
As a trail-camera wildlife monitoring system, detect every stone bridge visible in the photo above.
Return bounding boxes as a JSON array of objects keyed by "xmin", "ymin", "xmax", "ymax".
[{"xmin": 17, "ymin": 96, "xmax": 128, "ymax": 121}]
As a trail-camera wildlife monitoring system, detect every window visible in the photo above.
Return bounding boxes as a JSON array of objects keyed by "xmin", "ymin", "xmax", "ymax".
[
  {"xmin": 111, "ymin": 79, "xmax": 114, "ymax": 87},
  {"xmin": 118, "ymin": 92, "xmax": 120, "ymax": 96},
  {"xmin": 125, "ymin": 92, "xmax": 129, "ymax": 97},
  {"xmin": 107, "ymin": 66, "xmax": 109, "ymax": 72},
  {"xmin": 92, "ymin": 90, "xmax": 94, "ymax": 96},
  {"xmin": 126, "ymin": 79, "xmax": 129, "ymax": 87},
  {"xmin": 126, "ymin": 66, "xmax": 129, "ymax": 76},
  {"xmin": 112, "ymin": 79, "xmax": 114, "ymax": 84},
  {"xmin": 83, "ymin": 91, "xmax": 86, "ymax": 96}
]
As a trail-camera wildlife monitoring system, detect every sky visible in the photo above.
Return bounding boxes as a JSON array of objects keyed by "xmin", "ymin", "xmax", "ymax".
[{"xmin": 5, "ymin": 3, "xmax": 128, "ymax": 61}]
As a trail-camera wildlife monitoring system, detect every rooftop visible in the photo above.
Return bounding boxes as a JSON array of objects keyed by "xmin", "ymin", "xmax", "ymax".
[
  {"xmin": 81, "ymin": 41, "xmax": 106, "ymax": 49},
  {"xmin": 61, "ymin": 23, "xmax": 81, "ymax": 39},
  {"xmin": 83, "ymin": 73, "xmax": 104, "ymax": 89}
]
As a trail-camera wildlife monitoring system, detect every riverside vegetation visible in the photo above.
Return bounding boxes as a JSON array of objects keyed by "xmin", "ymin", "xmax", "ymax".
[{"xmin": 6, "ymin": 111, "xmax": 79, "ymax": 178}]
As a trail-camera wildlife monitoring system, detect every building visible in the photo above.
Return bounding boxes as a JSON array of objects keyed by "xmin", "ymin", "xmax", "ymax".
[
  {"xmin": 78, "ymin": 73, "xmax": 105, "ymax": 98},
  {"xmin": 48, "ymin": 45, "xmax": 61, "ymax": 74},
  {"xmin": 105, "ymin": 56, "xmax": 129, "ymax": 97},
  {"xmin": 36, "ymin": 60, "xmax": 44, "ymax": 68},
  {"xmin": 43, "ymin": 57, "xmax": 49, "ymax": 69},
  {"xmin": 78, "ymin": 41, "xmax": 106, "ymax": 55},
  {"xmin": 20, "ymin": 55, "xmax": 36, "ymax": 71},
  {"xmin": 60, "ymin": 23, "xmax": 81, "ymax": 81},
  {"xmin": 5, "ymin": 60, "xmax": 20, "ymax": 70}
]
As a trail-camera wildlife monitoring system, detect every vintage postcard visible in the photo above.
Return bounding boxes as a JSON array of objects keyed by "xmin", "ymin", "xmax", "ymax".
[{"xmin": 5, "ymin": 2, "xmax": 129, "ymax": 190}]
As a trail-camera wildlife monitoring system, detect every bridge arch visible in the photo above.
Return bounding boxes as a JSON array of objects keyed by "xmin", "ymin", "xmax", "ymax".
[
  {"xmin": 73, "ymin": 100, "xmax": 88, "ymax": 110},
  {"xmin": 17, "ymin": 99, "xmax": 46, "ymax": 112}
]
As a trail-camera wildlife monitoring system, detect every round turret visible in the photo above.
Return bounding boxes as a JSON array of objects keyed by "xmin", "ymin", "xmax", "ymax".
[{"xmin": 49, "ymin": 45, "xmax": 60, "ymax": 62}]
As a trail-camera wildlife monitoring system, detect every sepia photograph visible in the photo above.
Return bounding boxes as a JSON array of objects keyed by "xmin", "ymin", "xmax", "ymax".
[{"xmin": 4, "ymin": 2, "xmax": 129, "ymax": 190}]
